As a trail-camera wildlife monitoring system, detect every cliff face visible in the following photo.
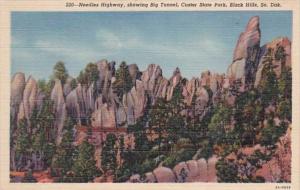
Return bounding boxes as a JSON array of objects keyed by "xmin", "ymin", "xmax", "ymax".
[{"xmin": 10, "ymin": 16, "xmax": 292, "ymax": 182}]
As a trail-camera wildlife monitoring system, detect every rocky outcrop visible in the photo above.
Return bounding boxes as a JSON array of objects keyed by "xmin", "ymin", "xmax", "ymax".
[
  {"xmin": 51, "ymin": 79, "xmax": 67, "ymax": 144},
  {"xmin": 141, "ymin": 64, "xmax": 164, "ymax": 98},
  {"xmin": 11, "ymin": 73, "xmax": 26, "ymax": 123},
  {"xmin": 128, "ymin": 64, "xmax": 140, "ymax": 84},
  {"xmin": 123, "ymin": 80, "xmax": 147, "ymax": 125},
  {"xmin": 166, "ymin": 68, "xmax": 182, "ymax": 101},
  {"xmin": 19, "ymin": 76, "xmax": 38, "ymax": 123},
  {"xmin": 228, "ymin": 16, "xmax": 261, "ymax": 91},
  {"xmin": 91, "ymin": 102, "xmax": 116, "ymax": 128},
  {"xmin": 128, "ymin": 155, "xmax": 219, "ymax": 183},
  {"xmin": 233, "ymin": 16, "xmax": 261, "ymax": 62},
  {"xmin": 96, "ymin": 59, "xmax": 115, "ymax": 100},
  {"xmin": 153, "ymin": 167, "xmax": 176, "ymax": 182},
  {"xmin": 254, "ymin": 37, "xmax": 291, "ymax": 87},
  {"xmin": 63, "ymin": 77, "xmax": 74, "ymax": 96}
]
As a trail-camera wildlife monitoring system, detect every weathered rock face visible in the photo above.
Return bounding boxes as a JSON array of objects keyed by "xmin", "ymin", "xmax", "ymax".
[
  {"xmin": 51, "ymin": 79, "xmax": 67, "ymax": 144},
  {"xmin": 20, "ymin": 76, "xmax": 38, "ymax": 123},
  {"xmin": 91, "ymin": 102, "xmax": 116, "ymax": 128},
  {"xmin": 233, "ymin": 16, "xmax": 261, "ymax": 62},
  {"xmin": 63, "ymin": 77, "xmax": 74, "ymax": 96},
  {"xmin": 11, "ymin": 73, "xmax": 26, "ymax": 123},
  {"xmin": 254, "ymin": 37, "xmax": 291, "ymax": 87},
  {"xmin": 228, "ymin": 16, "xmax": 261, "ymax": 92},
  {"xmin": 141, "ymin": 64, "xmax": 163, "ymax": 96},
  {"xmin": 166, "ymin": 68, "xmax": 182, "ymax": 101},
  {"xmin": 128, "ymin": 64, "xmax": 140, "ymax": 83},
  {"xmin": 123, "ymin": 80, "xmax": 147, "ymax": 125},
  {"xmin": 183, "ymin": 77, "xmax": 199, "ymax": 105},
  {"xmin": 227, "ymin": 58, "xmax": 246, "ymax": 80},
  {"xmin": 96, "ymin": 59, "xmax": 115, "ymax": 100}
]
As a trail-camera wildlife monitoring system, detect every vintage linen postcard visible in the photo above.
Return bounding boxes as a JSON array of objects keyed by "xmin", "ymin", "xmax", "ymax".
[{"xmin": 0, "ymin": 0, "xmax": 299, "ymax": 190}]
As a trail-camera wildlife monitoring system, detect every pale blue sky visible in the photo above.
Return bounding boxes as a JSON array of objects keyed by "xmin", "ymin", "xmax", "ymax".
[{"xmin": 11, "ymin": 11, "xmax": 292, "ymax": 80}]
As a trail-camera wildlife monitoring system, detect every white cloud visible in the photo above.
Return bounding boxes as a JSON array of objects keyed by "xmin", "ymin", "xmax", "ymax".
[{"xmin": 96, "ymin": 29, "xmax": 123, "ymax": 50}]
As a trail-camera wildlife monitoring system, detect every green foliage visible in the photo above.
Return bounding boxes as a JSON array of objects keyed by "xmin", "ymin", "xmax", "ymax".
[
  {"xmin": 217, "ymin": 150, "xmax": 270, "ymax": 183},
  {"xmin": 112, "ymin": 61, "xmax": 133, "ymax": 99},
  {"xmin": 234, "ymin": 90, "xmax": 263, "ymax": 146},
  {"xmin": 37, "ymin": 79, "xmax": 54, "ymax": 96},
  {"xmin": 260, "ymin": 120, "xmax": 288, "ymax": 147},
  {"xmin": 72, "ymin": 140, "xmax": 100, "ymax": 182},
  {"xmin": 53, "ymin": 61, "xmax": 68, "ymax": 85},
  {"xmin": 208, "ymin": 104, "xmax": 232, "ymax": 145},
  {"xmin": 259, "ymin": 49, "xmax": 279, "ymax": 106},
  {"xmin": 162, "ymin": 148, "xmax": 196, "ymax": 169},
  {"xmin": 77, "ymin": 63, "xmax": 99, "ymax": 86},
  {"xmin": 101, "ymin": 133, "xmax": 117, "ymax": 173},
  {"xmin": 278, "ymin": 67, "xmax": 291, "ymax": 100},
  {"xmin": 70, "ymin": 78, "xmax": 78, "ymax": 90},
  {"xmin": 15, "ymin": 119, "xmax": 30, "ymax": 156},
  {"xmin": 216, "ymin": 158, "xmax": 239, "ymax": 182},
  {"xmin": 51, "ymin": 117, "xmax": 76, "ymax": 177}
]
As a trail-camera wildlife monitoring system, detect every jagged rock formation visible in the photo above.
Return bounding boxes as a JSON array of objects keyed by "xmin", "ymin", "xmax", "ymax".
[
  {"xmin": 10, "ymin": 73, "xmax": 26, "ymax": 123},
  {"xmin": 51, "ymin": 79, "xmax": 67, "ymax": 144}
]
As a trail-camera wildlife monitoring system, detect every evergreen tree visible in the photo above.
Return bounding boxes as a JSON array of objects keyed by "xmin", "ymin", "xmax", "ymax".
[
  {"xmin": 53, "ymin": 61, "xmax": 68, "ymax": 85},
  {"xmin": 72, "ymin": 140, "xmax": 100, "ymax": 182},
  {"xmin": 112, "ymin": 61, "xmax": 133, "ymax": 99},
  {"xmin": 149, "ymin": 98, "xmax": 169, "ymax": 151},
  {"xmin": 101, "ymin": 133, "xmax": 117, "ymax": 173},
  {"xmin": 77, "ymin": 62, "xmax": 99, "ymax": 86},
  {"xmin": 208, "ymin": 104, "xmax": 232, "ymax": 145},
  {"xmin": 31, "ymin": 99, "xmax": 56, "ymax": 168},
  {"xmin": 51, "ymin": 117, "xmax": 76, "ymax": 178},
  {"xmin": 14, "ymin": 119, "xmax": 30, "ymax": 170},
  {"xmin": 259, "ymin": 48, "xmax": 279, "ymax": 107}
]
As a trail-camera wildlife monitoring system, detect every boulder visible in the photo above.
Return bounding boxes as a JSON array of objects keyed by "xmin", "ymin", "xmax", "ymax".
[
  {"xmin": 173, "ymin": 162, "xmax": 189, "ymax": 182},
  {"xmin": 153, "ymin": 167, "xmax": 176, "ymax": 182},
  {"xmin": 207, "ymin": 155, "xmax": 219, "ymax": 182},
  {"xmin": 129, "ymin": 174, "xmax": 141, "ymax": 183},
  {"xmin": 197, "ymin": 158, "xmax": 208, "ymax": 182},
  {"xmin": 144, "ymin": 172, "xmax": 157, "ymax": 183},
  {"xmin": 186, "ymin": 160, "xmax": 201, "ymax": 182}
]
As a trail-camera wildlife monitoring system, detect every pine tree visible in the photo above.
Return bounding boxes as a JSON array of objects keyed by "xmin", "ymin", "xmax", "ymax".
[
  {"xmin": 71, "ymin": 140, "xmax": 100, "ymax": 182},
  {"xmin": 112, "ymin": 61, "xmax": 133, "ymax": 99},
  {"xmin": 101, "ymin": 133, "xmax": 117, "ymax": 173},
  {"xmin": 77, "ymin": 63, "xmax": 99, "ymax": 86},
  {"xmin": 51, "ymin": 117, "xmax": 76, "ymax": 178},
  {"xmin": 149, "ymin": 98, "xmax": 169, "ymax": 151},
  {"xmin": 14, "ymin": 119, "xmax": 30, "ymax": 170},
  {"xmin": 53, "ymin": 61, "xmax": 68, "ymax": 85}
]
